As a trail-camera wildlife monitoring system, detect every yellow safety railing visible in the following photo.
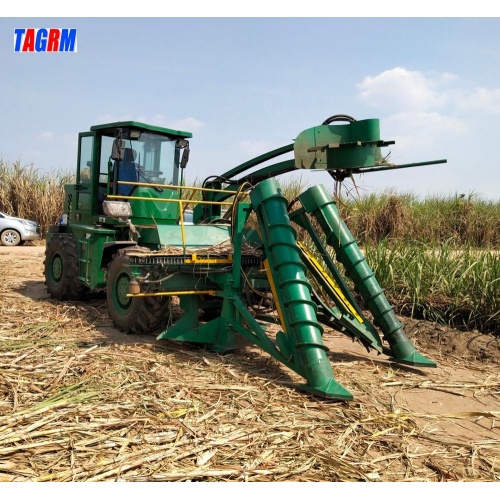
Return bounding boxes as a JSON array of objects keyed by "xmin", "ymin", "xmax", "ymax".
[{"xmin": 109, "ymin": 180, "xmax": 249, "ymax": 251}]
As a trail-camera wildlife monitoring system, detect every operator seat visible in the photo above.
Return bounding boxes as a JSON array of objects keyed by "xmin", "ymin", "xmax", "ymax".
[{"xmin": 118, "ymin": 148, "xmax": 139, "ymax": 196}]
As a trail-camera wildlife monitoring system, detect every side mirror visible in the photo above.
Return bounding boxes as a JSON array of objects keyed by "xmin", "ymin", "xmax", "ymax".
[
  {"xmin": 111, "ymin": 138, "xmax": 125, "ymax": 161},
  {"xmin": 180, "ymin": 144, "xmax": 190, "ymax": 169}
]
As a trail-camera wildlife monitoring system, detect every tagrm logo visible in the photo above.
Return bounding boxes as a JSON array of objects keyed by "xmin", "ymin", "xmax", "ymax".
[{"xmin": 14, "ymin": 28, "xmax": 77, "ymax": 53}]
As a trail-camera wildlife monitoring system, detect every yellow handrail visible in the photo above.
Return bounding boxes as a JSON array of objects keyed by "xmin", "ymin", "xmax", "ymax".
[
  {"xmin": 108, "ymin": 193, "xmax": 234, "ymax": 207},
  {"xmin": 109, "ymin": 180, "xmax": 247, "ymax": 255},
  {"xmin": 127, "ymin": 290, "xmax": 218, "ymax": 298},
  {"xmin": 117, "ymin": 180, "xmax": 249, "ymax": 196}
]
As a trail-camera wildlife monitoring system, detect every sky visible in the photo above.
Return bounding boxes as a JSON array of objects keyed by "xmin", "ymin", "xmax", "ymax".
[{"xmin": 1, "ymin": 4, "xmax": 500, "ymax": 201}]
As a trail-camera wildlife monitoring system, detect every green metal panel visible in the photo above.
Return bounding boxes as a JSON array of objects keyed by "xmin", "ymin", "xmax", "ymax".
[
  {"xmin": 75, "ymin": 132, "xmax": 98, "ymax": 226},
  {"xmin": 128, "ymin": 186, "xmax": 180, "ymax": 224},
  {"xmin": 250, "ymin": 178, "xmax": 353, "ymax": 400},
  {"xmin": 298, "ymin": 184, "xmax": 436, "ymax": 368},
  {"xmin": 138, "ymin": 223, "xmax": 232, "ymax": 248},
  {"xmin": 156, "ymin": 203, "xmax": 253, "ymax": 353},
  {"xmin": 67, "ymin": 224, "xmax": 121, "ymax": 289},
  {"xmin": 77, "ymin": 192, "xmax": 92, "ymax": 212},
  {"xmin": 294, "ymin": 118, "xmax": 382, "ymax": 170},
  {"xmin": 289, "ymin": 208, "xmax": 385, "ymax": 354}
]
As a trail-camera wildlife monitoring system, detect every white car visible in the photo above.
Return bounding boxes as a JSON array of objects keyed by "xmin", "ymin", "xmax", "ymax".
[{"xmin": 0, "ymin": 211, "xmax": 42, "ymax": 246}]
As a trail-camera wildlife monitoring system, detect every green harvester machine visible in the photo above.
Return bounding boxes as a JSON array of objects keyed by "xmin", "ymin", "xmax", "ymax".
[{"xmin": 44, "ymin": 114, "xmax": 446, "ymax": 400}]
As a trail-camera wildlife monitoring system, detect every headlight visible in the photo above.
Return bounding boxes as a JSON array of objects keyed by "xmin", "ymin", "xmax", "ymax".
[
  {"xmin": 103, "ymin": 201, "xmax": 132, "ymax": 219},
  {"xmin": 20, "ymin": 220, "xmax": 37, "ymax": 228}
]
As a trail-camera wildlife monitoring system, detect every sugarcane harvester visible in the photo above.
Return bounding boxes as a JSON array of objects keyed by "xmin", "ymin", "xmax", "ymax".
[{"xmin": 44, "ymin": 114, "xmax": 447, "ymax": 401}]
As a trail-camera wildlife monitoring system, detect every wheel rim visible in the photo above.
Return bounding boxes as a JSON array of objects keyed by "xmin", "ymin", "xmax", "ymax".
[
  {"xmin": 113, "ymin": 271, "xmax": 132, "ymax": 315},
  {"xmin": 3, "ymin": 230, "xmax": 19, "ymax": 245},
  {"xmin": 49, "ymin": 254, "xmax": 63, "ymax": 285}
]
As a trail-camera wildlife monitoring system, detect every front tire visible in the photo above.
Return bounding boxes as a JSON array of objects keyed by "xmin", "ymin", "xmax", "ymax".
[
  {"xmin": 1, "ymin": 229, "xmax": 21, "ymax": 246},
  {"xmin": 44, "ymin": 235, "xmax": 88, "ymax": 300},
  {"xmin": 106, "ymin": 254, "xmax": 172, "ymax": 334}
]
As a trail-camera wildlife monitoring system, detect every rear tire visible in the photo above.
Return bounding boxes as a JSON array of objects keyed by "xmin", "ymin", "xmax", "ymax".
[
  {"xmin": 106, "ymin": 253, "xmax": 172, "ymax": 334},
  {"xmin": 1, "ymin": 229, "xmax": 21, "ymax": 246},
  {"xmin": 44, "ymin": 235, "xmax": 88, "ymax": 300}
]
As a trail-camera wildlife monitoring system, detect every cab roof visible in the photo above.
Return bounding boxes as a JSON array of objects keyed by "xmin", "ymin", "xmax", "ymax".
[{"xmin": 90, "ymin": 121, "xmax": 193, "ymax": 139}]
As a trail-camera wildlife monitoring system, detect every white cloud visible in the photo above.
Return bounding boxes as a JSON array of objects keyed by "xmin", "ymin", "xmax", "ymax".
[
  {"xmin": 63, "ymin": 133, "xmax": 78, "ymax": 146},
  {"xmin": 38, "ymin": 131, "xmax": 55, "ymax": 141},
  {"xmin": 234, "ymin": 139, "xmax": 275, "ymax": 157},
  {"xmin": 20, "ymin": 150, "xmax": 41, "ymax": 159},
  {"xmin": 142, "ymin": 115, "xmax": 205, "ymax": 133},
  {"xmin": 95, "ymin": 113, "xmax": 128, "ymax": 123},
  {"xmin": 357, "ymin": 67, "xmax": 451, "ymax": 112},
  {"xmin": 355, "ymin": 67, "xmax": 500, "ymax": 164},
  {"xmin": 169, "ymin": 117, "xmax": 205, "ymax": 132},
  {"xmin": 456, "ymin": 87, "xmax": 500, "ymax": 114},
  {"xmin": 383, "ymin": 111, "xmax": 467, "ymax": 154},
  {"xmin": 94, "ymin": 114, "xmax": 205, "ymax": 133},
  {"xmin": 357, "ymin": 67, "xmax": 500, "ymax": 116},
  {"xmin": 385, "ymin": 111, "xmax": 467, "ymax": 135}
]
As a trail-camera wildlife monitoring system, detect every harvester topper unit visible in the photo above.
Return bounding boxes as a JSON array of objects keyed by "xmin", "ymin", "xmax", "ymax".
[{"xmin": 44, "ymin": 114, "xmax": 446, "ymax": 400}]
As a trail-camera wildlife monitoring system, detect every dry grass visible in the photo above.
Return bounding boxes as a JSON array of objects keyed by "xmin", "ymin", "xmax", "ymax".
[
  {"xmin": 337, "ymin": 190, "xmax": 500, "ymax": 247},
  {"xmin": 0, "ymin": 160, "xmax": 72, "ymax": 235},
  {"xmin": 338, "ymin": 191, "xmax": 413, "ymax": 244},
  {"xmin": 365, "ymin": 242, "xmax": 500, "ymax": 333},
  {"xmin": 0, "ymin": 252, "xmax": 499, "ymax": 482}
]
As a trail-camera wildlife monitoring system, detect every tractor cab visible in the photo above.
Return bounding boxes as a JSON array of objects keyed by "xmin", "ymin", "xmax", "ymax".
[{"xmin": 73, "ymin": 121, "xmax": 192, "ymax": 222}]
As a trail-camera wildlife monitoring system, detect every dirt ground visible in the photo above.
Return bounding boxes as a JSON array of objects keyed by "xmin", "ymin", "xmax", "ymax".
[{"xmin": 0, "ymin": 243, "xmax": 499, "ymax": 482}]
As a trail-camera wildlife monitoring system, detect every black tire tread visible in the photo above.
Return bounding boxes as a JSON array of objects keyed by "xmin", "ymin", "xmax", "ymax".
[
  {"xmin": 107, "ymin": 253, "xmax": 172, "ymax": 335},
  {"xmin": 44, "ymin": 234, "xmax": 88, "ymax": 300}
]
